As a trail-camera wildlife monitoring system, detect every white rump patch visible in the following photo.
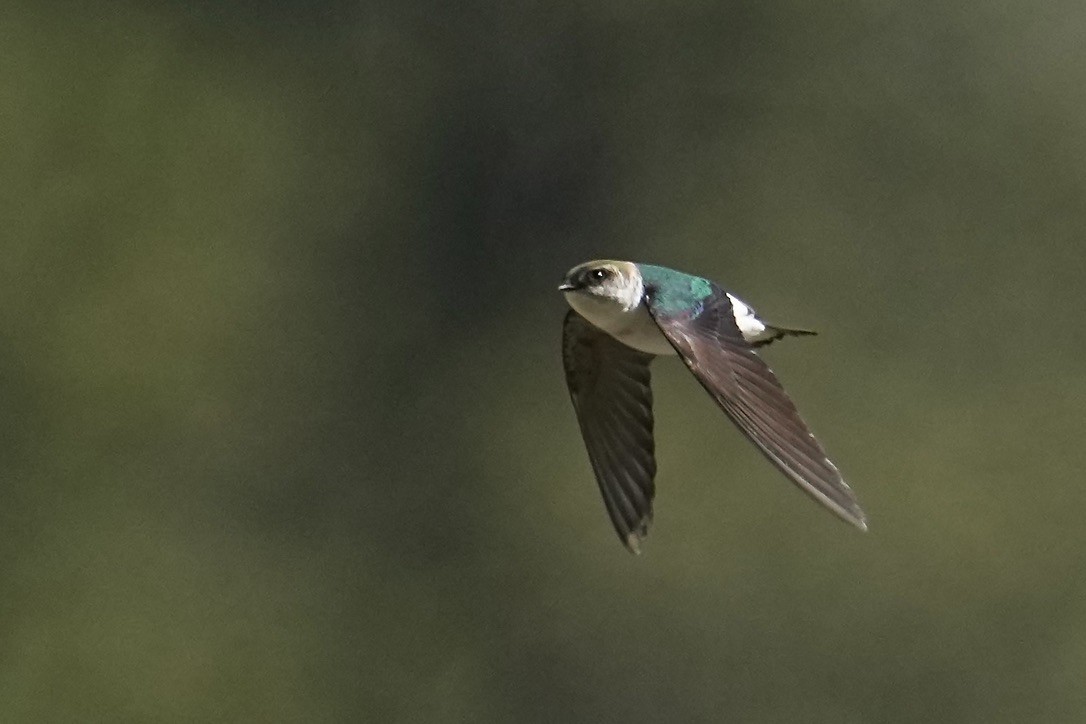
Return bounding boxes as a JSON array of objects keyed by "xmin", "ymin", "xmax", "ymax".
[{"xmin": 726, "ymin": 293, "xmax": 771, "ymax": 343}]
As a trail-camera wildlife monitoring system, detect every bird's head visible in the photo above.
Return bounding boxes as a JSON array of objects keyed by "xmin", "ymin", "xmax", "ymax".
[{"xmin": 559, "ymin": 260, "xmax": 643, "ymax": 312}]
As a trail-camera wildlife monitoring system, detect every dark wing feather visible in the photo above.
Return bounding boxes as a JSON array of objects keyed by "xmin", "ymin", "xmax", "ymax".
[
  {"xmin": 562, "ymin": 311, "xmax": 657, "ymax": 553},
  {"xmin": 645, "ymin": 289, "xmax": 867, "ymax": 529}
]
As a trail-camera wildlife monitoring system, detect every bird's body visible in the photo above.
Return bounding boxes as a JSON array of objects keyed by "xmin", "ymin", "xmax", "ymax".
[
  {"xmin": 559, "ymin": 259, "xmax": 865, "ymax": 553},
  {"xmin": 564, "ymin": 262, "xmax": 812, "ymax": 355}
]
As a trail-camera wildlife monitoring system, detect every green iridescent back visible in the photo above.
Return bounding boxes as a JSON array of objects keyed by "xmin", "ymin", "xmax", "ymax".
[{"xmin": 637, "ymin": 263, "xmax": 715, "ymax": 316}]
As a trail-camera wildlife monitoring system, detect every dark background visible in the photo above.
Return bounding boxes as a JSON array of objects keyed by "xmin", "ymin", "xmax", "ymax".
[{"xmin": 4, "ymin": 2, "xmax": 1086, "ymax": 721}]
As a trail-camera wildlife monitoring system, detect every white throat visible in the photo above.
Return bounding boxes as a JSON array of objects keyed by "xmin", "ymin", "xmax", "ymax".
[{"xmin": 563, "ymin": 287, "xmax": 677, "ymax": 356}]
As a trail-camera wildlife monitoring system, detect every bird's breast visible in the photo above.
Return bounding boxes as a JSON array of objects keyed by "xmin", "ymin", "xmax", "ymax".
[{"xmin": 564, "ymin": 293, "xmax": 677, "ymax": 356}]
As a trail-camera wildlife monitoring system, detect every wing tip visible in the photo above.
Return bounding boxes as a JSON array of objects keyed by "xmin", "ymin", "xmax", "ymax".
[
  {"xmin": 806, "ymin": 476, "xmax": 869, "ymax": 532},
  {"xmin": 622, "ymin": 518, "xmax": 652, "ymax": 554},
  {"xmin": 838, "ymin": 504, "xmax": 869, "ymax": 532}
]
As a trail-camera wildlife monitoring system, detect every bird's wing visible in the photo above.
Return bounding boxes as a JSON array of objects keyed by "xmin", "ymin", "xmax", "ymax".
[
  {"xmin": 644, "ymin": 288, "xmax": 867, "ymax": 529},
  {"xmin": 562, "ymin": 310, "xmax": 657, "ymax": 553}
]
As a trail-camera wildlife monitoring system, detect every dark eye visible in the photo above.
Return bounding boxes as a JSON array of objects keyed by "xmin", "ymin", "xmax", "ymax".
[{"xmin": 589, "ymin": 268, "xmax": 612, "ymax": 282}]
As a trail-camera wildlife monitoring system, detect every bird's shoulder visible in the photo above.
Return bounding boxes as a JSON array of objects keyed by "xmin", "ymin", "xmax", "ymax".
[{"xmin": 638, "ymin": 264, "xmax": 719, "ymax": 317}]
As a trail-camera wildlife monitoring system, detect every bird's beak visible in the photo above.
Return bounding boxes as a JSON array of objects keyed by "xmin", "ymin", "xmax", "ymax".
[{"xmin": 558, "ymin": 281, "xmax": 577, "ymax": 292}]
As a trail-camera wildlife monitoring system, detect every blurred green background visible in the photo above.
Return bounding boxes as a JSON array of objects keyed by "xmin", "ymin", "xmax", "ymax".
[{"xmin": 4, "ymin": 1, "xmax": 1086, "ymax": 721}]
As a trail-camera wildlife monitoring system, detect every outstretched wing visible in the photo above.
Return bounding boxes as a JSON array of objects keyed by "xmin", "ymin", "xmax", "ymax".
[
  {"xmin": 562, "ymin": 311, "xmax": 657, "ymax": 553},
  {"xmin": 644, "ymin": 288, "xmax": 867, "ymax": 529}
]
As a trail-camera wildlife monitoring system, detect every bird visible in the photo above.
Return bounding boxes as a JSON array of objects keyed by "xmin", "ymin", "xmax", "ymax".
[{"xmin": 559, "ymin": 259, "xmax": 867, "ymax": 553}]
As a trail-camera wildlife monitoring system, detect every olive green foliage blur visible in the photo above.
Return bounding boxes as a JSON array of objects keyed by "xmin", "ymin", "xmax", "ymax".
[{"xmin": 4, "ymin": 2, "xmax": 1086, "ymax": 722}]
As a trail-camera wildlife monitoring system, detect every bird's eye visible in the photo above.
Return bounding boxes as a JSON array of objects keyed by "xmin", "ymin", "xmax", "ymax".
[{"xmin": 589, "ymin": 268, "xmax": 612, "ymax": 282}]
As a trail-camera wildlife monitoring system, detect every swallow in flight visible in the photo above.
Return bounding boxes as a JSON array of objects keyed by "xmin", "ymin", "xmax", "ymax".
[{"xmin": 560, "ymin": 260, "xmax": 867, "ymax": 552}]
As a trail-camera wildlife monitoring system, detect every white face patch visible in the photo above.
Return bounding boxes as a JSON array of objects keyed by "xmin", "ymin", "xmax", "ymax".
[{"xmin": 726, "ymin": 293, "xmax": 770, "ymax": 342}]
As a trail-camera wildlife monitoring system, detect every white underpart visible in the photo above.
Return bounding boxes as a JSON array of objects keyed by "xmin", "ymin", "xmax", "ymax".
[
  {"xmin": 726, "ymin": 293, "xmax": 775, "ymax": 344},
  {"xmin": 564, "ymin": 279, "xmax": 677, "ymax": 356}
]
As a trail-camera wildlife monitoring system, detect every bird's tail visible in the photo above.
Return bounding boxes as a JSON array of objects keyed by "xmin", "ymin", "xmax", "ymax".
[{"xmin": 751, "ymin": 325, "xmax": 817, "ymax": 348}]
